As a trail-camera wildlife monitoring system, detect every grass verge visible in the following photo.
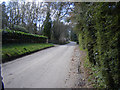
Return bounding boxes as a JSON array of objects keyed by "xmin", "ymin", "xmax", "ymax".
[
  {"xmin": 83, "ymin": 55, "xmax": 106, "ymax": 88},
  {"xmin": 79, "ymin": 46, "xmax": 106, "ymax": 88},
  {"xmin": 2, "ymin": 43, "xmax": 54, "ymax": 63}
]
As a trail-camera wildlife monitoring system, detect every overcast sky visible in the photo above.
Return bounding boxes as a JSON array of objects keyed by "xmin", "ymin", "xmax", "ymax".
[
  {"xmin": 0, "ymin": 0, "xmax": 44, "ymax": 4},
  {"xmin": 1, "ymin": 0, "xmax": 120, "ymax": 4}
]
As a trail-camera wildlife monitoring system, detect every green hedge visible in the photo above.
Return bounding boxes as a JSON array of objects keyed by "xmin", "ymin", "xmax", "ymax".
[
  {"xmin": 74, "ymin": 2, "xmax": 120, "ymax": 89},
  {"xmin": 13, "ymin": 25, "xmax": 28, "ymax": 33},
  {"xmin": 2, "ymin": 29, "xmax": 48, "ymax": 44}
]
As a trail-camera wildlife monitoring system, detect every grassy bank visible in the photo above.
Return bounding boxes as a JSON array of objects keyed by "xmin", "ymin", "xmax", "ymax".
[
  {"xmin": 2, "ymin": 43, "xmax": 54, "ymax": 62},
  {"xmin": 79, "ymin": 45, "xmax": 106, "ymax": 88},
  {"xmin": 83, "ymin": 55, "xmax": 106, "ymax": 88},
  {"xmin": 78, "ymin": 35, "xmax": 105, "ymax": 88}
]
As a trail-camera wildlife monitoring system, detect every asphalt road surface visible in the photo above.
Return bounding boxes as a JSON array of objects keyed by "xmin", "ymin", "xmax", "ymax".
[{"xmin": 2, "ymin": 42, "xmax": 77, "ymax": 88}]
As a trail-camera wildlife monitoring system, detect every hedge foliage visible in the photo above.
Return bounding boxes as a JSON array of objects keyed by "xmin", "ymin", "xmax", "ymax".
[
  {"xmin": 73, "ymin": 2, "xmax": 120, "ymax": 89},
  {"xmin": 13, "ymin": 25, "xmax": 28, "ymax": 33},
  {"xmin": 1, "ymin": 29, "xmax": 48, "ymax": 44}
]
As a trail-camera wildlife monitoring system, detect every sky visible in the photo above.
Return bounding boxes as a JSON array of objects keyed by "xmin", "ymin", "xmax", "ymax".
[
  {"xmin": 1, "ymin": 0, "xmax": 120, "ymax": 4},
  {"xmin": 0, "ymin": 0, "xmax": 44, "ymax": 4}
]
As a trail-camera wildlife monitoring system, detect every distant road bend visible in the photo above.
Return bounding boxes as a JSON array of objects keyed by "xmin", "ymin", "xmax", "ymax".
[{"xmin": 2, "ymin": 42, "xmax": 77, "ymax": 88}]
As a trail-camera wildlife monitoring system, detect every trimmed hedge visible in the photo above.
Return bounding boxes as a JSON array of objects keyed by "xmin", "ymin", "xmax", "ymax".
[
  {"xmin": 13, "ymin": 25, "xmax": 28, "ymax": 33},
  {"xmin": 1, "ymin": 29, "xmax": 48, "ymax": 44}
]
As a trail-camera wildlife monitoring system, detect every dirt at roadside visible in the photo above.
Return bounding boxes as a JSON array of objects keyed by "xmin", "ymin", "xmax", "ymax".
[{"xmin": 65, "ymin": 45, "xmax": 93, "ymax": 88}]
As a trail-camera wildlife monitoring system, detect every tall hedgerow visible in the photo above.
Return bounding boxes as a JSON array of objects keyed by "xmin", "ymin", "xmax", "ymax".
[{"xmin": 71, "ymin": 2, "xmax": 120, "ymax": 89}]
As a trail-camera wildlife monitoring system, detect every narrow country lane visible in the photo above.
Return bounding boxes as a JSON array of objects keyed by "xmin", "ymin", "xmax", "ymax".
[{"xmin": 2, "ymin": 42, "xmax": 78, "ymax": 88}]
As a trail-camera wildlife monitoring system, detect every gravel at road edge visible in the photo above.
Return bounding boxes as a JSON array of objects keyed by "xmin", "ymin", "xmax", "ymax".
[{"xmin": 65, "ymin": 45, "xmax": 92, "ymax": 88}]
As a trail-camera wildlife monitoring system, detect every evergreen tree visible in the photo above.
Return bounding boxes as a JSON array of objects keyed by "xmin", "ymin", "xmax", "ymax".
[
  {"xmin": 2, "ymin": 2, "xmax": 8, "ymax": 29},
  {"xmin": 43, "ymin": 11, "xmax": 51, "ymax": 39}
]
